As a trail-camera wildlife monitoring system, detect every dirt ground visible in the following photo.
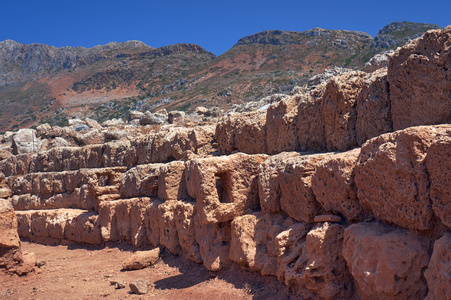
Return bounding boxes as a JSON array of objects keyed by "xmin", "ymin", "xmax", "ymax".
[{"xmin": 0, "ymin": 241, "xmax": 296, "ymax": 300}]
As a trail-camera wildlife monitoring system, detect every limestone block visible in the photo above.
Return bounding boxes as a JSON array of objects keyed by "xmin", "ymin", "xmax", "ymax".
[
  {"xmin": 342, "ymin": 222, "xmax": 429, "ymax": 300},
  {"xmin": 279, "ymin": 153, "xmax": 328, "ymax": 222},
  {"xmin": 215, "ymin": 111, "xmax": 267, "ymax": 155},
  {"xmin": 258, "ymin": 152, "xmax": 301, "ymax": 214},
  {"xmin": 229, "ymin": 213, "xmax": 295, "ymax": 276},
  {"xmin": 321, "ymin": 71, "xmax": 366, "ymax": 151},
  {"xmin": 388, "ymin": 26, "xmax": 451, "ymax": 130},
  {"xmin": 174, "ymin": 201, "xmax": 201, "ymax": 263},
  {"xmin": 0, "ymin": 199, "xmax": 20, "ymax": 248},
  {"xmin": 187, "ymin": 153, "xmax": 268, "ymax": 224},
  {"xmin": 158, "ymin": 161, "xmax": 188, "ymax": 201},
  {"xmin": 426, "ymin": 126, "xmax": 451, "ymax": 229},
  {"xmin": 296, "ymin": 83, "xmax": 327, "ymax": 152},
  {"xmin": 266, "ymin": 95, "xmax": 300, "ymax": 154},
  {"xmin": 355, "ymin": 126, "xmax": 444, "ymax": 230},
  {"xmin": 120, "ymin": 163, "xmax": 163, "ymax": 198},
  {"xmin": 424, "ymin": 233, "xmax": 451, "ymax": 300},
  {"xmin": 355, "ymin": 69, "xmax": 392, "ymax": 145},
  {"xmin": 194, "ymin": 214, "xmax": 231, "ymax": 271},
  {"xmin": 311, "ymin": 149, "xmax": 363, "ymax": 221}
]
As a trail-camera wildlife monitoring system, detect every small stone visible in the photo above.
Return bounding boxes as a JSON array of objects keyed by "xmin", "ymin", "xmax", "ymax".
[
  {"xmin": 36, "ymin": 260, "xmax": 46, "ymax": 267},
  {"xmin": 314, "ymin": 215, "xmax": 341, "ymax": 223},
  {"xmin": 129, "ymin": 280, "xmax": 148, "ymax": 295},
  {"xmin": 122, "ymin": 248, "xmax": 160, "ymax": 270}
]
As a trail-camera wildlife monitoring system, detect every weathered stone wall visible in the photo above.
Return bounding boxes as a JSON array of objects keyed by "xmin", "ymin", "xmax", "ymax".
[
  {"xmin": 2, "ymin": 124, "xmax": 450, "ymax": 298},
  {"xmin": 1, "ymin": 26, "xmax": 450, "ymax": 299}
]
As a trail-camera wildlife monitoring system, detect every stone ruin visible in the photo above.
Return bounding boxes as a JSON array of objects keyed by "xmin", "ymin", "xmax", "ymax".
[{"xmin": 0, "ymin": 26, "xmax": 450, "ymax": 299}]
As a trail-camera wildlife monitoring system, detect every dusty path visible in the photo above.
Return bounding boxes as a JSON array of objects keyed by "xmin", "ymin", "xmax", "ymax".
[{"xmin": 0, "ymin": 241, "xmax": 294, "ymax": 299}]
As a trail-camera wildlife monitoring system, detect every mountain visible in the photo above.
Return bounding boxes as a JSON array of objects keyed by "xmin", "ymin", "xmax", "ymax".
[{"xmin": 0, "ymin": 21, "xmax": 442, "ymax": 132}]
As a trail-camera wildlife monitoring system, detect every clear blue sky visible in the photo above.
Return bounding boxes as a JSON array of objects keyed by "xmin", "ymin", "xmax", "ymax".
[{"xmin": 0, "ymin": 0, "xmax": 449, "ymax": 55}]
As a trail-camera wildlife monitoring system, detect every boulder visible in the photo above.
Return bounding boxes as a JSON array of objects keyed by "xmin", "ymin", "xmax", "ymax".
[
  {"xmin": 426, "ymin": 126, "xmax": 451, "ymax": 229},
  {"xmin": 279, "ymin": 153, "xmax": 329, "ymax": 222},
  {"xmin": 157, "ymin": 200, "xmax": 181, "ymax": 255},
  {"xmin": 312, "ymin": 149, "xmax": 363, "ymax": 221},
  {"xmin": 120, "ymin": 164, "xmax": 163, "ymax": 198},
  {"xmin": 122, "ymin": 248, "xmax": 160, "ymax": 270},
  {"xmin": 424, "ymin": 233, "xmax": 451, "ymax": 300},
  {"xmin": 355, "ymin": 126, "xmax": 444, "ymax": 230},
  {"xmin": 174, "ymin": 201, "xmax": 201, "ymax": 263},
  {"xmin": 98, "ymin": 198, "xmax": 150, "ymax": 246},
  {"xmin": 296, "ymin": 83, "xmax": 327, "ymax": 152},
  {"xmin": 158, "ymin": 161, "xmax": 189, "ymax": 201},
  {"xmin": 342, "ymin": 222, "xmax": 429, "ymax": 300},
  {"xmin": 12, "ymin": 129, "xmax": 40, "ymax": 154},
  {"xmin": 186, "ymin": 153, "xmax": 267, "ymax": 224},
  {"xmin": 258, "ymin": 152, "xmax": 301, "ymax": 214},
  {"xmin": 168, "ymin": 111, "xmax": 185, "ymax": 124},
  {"xmin": 194, "ymin": 215, "xmax": 231, "ymax": 271},
  {"xmin": 363, "ymin": 50, "xmax": 394, "ymax": 73},
  {"xmin": 301, "ymin": 222, "xmax": 355, "ymax": 300},
  {"xmin": 320, "ymin": 71, "xmax": 367, "ymax": 151},
  {"xmin": 141, "ymin": 111, "xmax": 167, "ymax": 125},
  {"xmin": 229, "ymin": 213, "xmax": 295, "ymax": 276},
  {"xmin": 388, "ymin": 26, "xmax": 451, "ymax": 130},
  {"xmin": 215, "ymin": 111, "xmax": 267, "ymax": 155},
  {"xmin": 266, "ymin": 94, "xmax": 300, "ymax": 154},
  {"xmin": 355, "ymin": 69, "xmax": 392, "ymax": 145}
]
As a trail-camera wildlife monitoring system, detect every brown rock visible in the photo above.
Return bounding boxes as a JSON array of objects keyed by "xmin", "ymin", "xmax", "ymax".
[
  {"xmin": 311, "ymin": 149, "xmax": 363, "ymax": 221},
  {"xmin": 194, "ymin": 214, "xmax": 231, "ymax": 271},
  {"xmin": 355, "ymin": 69, "xmax": 392, "ymax": 145},
  {"xmin": 158, "ymin": 200, "xmax": 181, "ymax": 255},
  {"xmin": 98, "ymin": 198, "xmax": 150, "ymax": 246},
  {"xmin": 158, "ymin": 161, "xmax": 189, "ymax": 201},
  {"xmin": 424, "ymin": 233, "xmax": 451, "ymax": 300},
  {"xmin": 388, "ymin": 26, "xmax": 451, "ymax": 131},
  {"xmin": 229, "ymin": 213, "xmax": 295, "ymax": 276},
  {"xmin": 145, "ymin": 199, "xmax": 163, "ymax": 248},
  {"xmin": 215, "ymin": 111, "xmax": 267, "ymax": 155},
  {"xmin": 342, "ymin": 222, "xmax": 429, "ymax": 300},
  {"xmin": 355, "ymin": 126, "xmax": 442, "ymax": 230},
  {"xmin": 296, "ymin": 84, "xmax": 327, "ymax": 152},
  {"xmin": 122, "ymin": 248, "xmax": 160, "ymax": 270},
  {"xmin": 275, "ymin": 222, "xmax": 309, "ymax": 284},
  {"xmin": 119, "ymin": 163, "xmax": 163, "ymax": 198},
  {"xmin": 174, "ymin": 201, "xmax": 201, "ymax": 263},
  {"xmin": 258, "ymin": 152, "xmax": 301, "ymax": 214},
  {"xmin": 0, "ymin": 199, "xmax": 21, "ymax": 248},
  {"xmin": 129, "ymin": 279, "xmax": 148, "ymax": 295},
  {"xmin": 279, "ymin": 153, "xmax": 328, "ymax": 223},
  {"xmin": 426, "ymin": 126, "xmax": 451, "ymax": 229},
  {"xmin": 74, "ymin": 129, "xmax": 105, "ymax": 146},
  {"xmin": 302, "ymin": 223, "xmax": 354, "ymax": 299},
  {"xmin": 187, "ymin": 153, "xmax": 267, "ymax": 224},
  {"xmin": 321, "ymin": 71, "xmax": 366, "ymax": 151},
  {"xmin": 151, "ymin": 125, "xmax": 215, "ymax": 163},
  {"xmin": 266, "ymin": 95, "xmax": 300, "ymax": 154},
  {"xmin": 64, "ymin": 212, "xmax": 101, "ymax": 245}
]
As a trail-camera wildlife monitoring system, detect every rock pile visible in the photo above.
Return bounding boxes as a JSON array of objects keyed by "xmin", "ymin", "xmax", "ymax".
[{"xmin": 0, "ymin": 26, "xmax": 450, "ymax": 298}]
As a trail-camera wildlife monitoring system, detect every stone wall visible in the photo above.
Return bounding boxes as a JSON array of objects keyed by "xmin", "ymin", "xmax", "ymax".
[{"xmin": 0, "ymin": 26, "xmax": 450, "ymax": 298}]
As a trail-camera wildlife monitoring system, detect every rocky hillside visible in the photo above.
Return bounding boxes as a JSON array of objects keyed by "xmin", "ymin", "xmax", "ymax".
[
  {"xmin": 0, "ymin": 26, "xmax": 450, "ymax": 299},
  {"xmin": 0, "ymin": 21, "xmax": 441, "ymax": 132}
]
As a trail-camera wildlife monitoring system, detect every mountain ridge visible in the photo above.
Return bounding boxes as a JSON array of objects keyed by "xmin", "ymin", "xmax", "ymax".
[{"xmin": 0, "ymin": 21, "xmax": 443, "ymax": 131}]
